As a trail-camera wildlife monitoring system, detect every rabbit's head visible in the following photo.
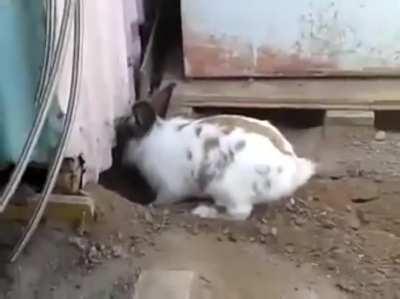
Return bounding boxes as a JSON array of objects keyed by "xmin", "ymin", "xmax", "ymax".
[{"xmin": 120, "ymin": 83, "xmax": 176, "ymax": 139}]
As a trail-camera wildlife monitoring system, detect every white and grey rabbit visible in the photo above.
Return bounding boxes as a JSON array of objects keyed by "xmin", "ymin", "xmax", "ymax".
[{"xmin": 121, "ymin": 83, "xmax": 316, "ymax": 220}]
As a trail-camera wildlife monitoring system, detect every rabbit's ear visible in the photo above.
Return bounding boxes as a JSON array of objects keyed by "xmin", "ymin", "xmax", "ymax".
[
  {"xmin": 130, "ymin": 101, "xmax": 156, "ymax": 137},
  {"xmin": 150, "ymin": 82, "xmax": 176, "ymax": 118}
]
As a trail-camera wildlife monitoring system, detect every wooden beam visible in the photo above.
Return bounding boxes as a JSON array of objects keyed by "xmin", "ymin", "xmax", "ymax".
[
  {"xmin": 0, "ymin": 194, "xmax": 95, "ymax": 224},
  {"xmin": 174, "ymin": 78, "xmax": 400, "ymax": 110}
]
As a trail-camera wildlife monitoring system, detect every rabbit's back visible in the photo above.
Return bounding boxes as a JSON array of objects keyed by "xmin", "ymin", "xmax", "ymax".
[{"xmin": 124, "ymin": 114, "xmax": 314, "ymax": 209}]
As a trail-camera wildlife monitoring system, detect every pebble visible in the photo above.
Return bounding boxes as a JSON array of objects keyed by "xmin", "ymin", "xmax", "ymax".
[
  {"xmin": 227, "ymin": 232, "xmax": 238, "ymax": 242},
  {"xmin": 356, "ymin": 210, "xmax": 370, "ymax": 224},
  {"xmin": 270, "ymin": 227, "xmax": 278, "ymax": 237},
  {"xmin": 222, "ymin": 228, "xmax": 230, "ymax": 235},
  {"xmin": 321, "ymin": 219, "xmax": 336, "ymax": 229},
  {"xmin": 308, "ymin": 195, "xmax": 319, "ymax": 202},
  {"xmin": 294, "ymin": 216, "xmax": 307, "ymax": 227},
  {"xmin": 112, "ymin": 245, "xmax": 123, "ymax": 258},
  {"xmin": 326, "ymin": 258, "xmax": 336, "ymax": 271},
  {"xmin": 88, "ymin": 246, "xmax": 99, "ymax": 259},
  {"xmin": 285, "ymin": 244, "xmax": 295, "ymax": 254},
  {"xmin": 336, "ymin": 281, "xmax": 356, "ymax": 293},
  {"xmin": 258, "ymin": 225, "xmax": 270, "ymax": 236},
  {"xmin": 375, "ymin": 131, "xmax": 386, "ymax": 142},
  {"xmin": 129, "ymin": 246, "xmax": 136, "ymax": 254},
  {"xmin": 144, "ymin": 211, "xmax": 153, "ymax": 223},
  {"xmin": 68, "ymin": 236, "xmax": 88, "ymax": 251}
]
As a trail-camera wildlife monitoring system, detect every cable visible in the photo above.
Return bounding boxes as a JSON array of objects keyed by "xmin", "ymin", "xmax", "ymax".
[
  {"xmin": 9, "ymin": 0, "xmax": 83, "ymax": 262},
  {"xmin": 0, "ymin": 0, "xmax": 73, "ymax": 213}
]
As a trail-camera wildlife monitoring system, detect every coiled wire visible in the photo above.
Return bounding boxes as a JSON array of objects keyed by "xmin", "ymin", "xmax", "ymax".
[
  {"xmin": 10, "ymin": 0, "xmax": 83, "ymax": 262},
  {"xmin": 0, "ymin": 0, "xmax": 73, "ymax": 212}
]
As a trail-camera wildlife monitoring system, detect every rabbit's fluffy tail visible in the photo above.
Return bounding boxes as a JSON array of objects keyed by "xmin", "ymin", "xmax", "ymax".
[{"xmin": 293, "ymin": 157, "xmax": 316, "ymax": 188}]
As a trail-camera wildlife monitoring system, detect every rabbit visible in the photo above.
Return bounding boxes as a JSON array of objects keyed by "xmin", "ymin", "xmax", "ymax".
[{"xmin": 121, "ymin": 83, "xmax": 317, "ymax": 220}]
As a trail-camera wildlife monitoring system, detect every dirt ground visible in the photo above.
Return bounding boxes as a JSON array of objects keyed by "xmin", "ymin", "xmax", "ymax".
[{"xmin": 1, "ymin": 123, "xmax": 400, "ymax": 299}]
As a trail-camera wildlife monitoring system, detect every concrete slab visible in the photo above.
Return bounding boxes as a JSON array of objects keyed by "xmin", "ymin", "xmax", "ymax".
[
  {"xmin": 134, "ymin": 270, "xmax": 195, "ymax": 299},
  {"xmin": 325, "ymin": 110, "xmax": 374, "ymax": 126}
]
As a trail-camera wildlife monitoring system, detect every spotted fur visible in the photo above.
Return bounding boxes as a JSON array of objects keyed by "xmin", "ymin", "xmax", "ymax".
[{"xmin": 122, "ymin": 86, "xmax": 316, "ymax": 220}]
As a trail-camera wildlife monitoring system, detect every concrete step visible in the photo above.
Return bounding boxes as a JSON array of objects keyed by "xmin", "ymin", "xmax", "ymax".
[{"xmin": 133, "ymin": 270, "xmax": 196, "ymax": 299}]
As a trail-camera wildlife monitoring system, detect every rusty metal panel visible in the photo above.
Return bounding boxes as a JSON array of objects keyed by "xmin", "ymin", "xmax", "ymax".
[{"xmin": 181, "ymin": 0, "xmax": 400, "ymax": 77}]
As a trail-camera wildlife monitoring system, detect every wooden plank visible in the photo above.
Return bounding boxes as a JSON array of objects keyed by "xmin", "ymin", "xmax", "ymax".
[
  {"xmin": 174, "ymin": 79, "xmax": 400, "ymax": 110},
  {"xmin": 0, "ymin": 194, "xmax": 95, "ymax": 224}
]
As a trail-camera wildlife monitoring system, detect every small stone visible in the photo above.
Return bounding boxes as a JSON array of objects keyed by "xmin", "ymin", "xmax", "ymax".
[
  {"xmin": 326, "ymin": 258, "xmax": 336, "ymax": 271},
  {"xmin": 307, "ymin": 195, "xmax": 319, "ymax": 202},
  {"xmin": 191, "ymin": 224, "xmax": 200, "ymax": 235},
  {"xmin": 336, "ymin": 280, "xmax": 356, "ymax": 293},
  {"xmin": 285, "ymin": 244, "xmax": 295, "ymax": 254},
  {"xmin": 286, "ymin": 203, "xmax": 295, "ymax": 212},
  {"xmin": 321, "ymin": 219, "xmax": 336, "ymax": 229},
  {"xmin": 227, "ymin": 232, "xmax": 237, "ymax": 242},
  {"xmin": 258, "ymin": 225, "xmax": 270, "ymax": 236},
  {"xmin": 349, "ymin": 178, "xmax": 379, "ymax": 203},
  {"xmin": 144, "ymin": 211, "xmax": 153, "ymax": 223},
  {"xmin": 270, "ymin": 227, "xmax": 278, "ymax": 237},
  {"xmin": 117, "ymin": 232, "xmax": 123, "ymax": 241},
  {"xmin": 68, "ymin": 236, "xmax": 88, "ymax": 251},
  {"xmin": 88, "ymin": 245, "xmax": 98, "ymax": 259},
  {"xmin": 152, "ymin": 224, "xmax": 161, "ymax": 231},
  {"xmin": 356, "ymin": 210, "xmax": 370, "ymax": 224},
  {"xmin": 294, "ymin": 216, "xmax": 307, "ymax": 227},
  {"xmin": 134, "ymin": 270, "xmax": 195, "ymax": 299},
  {"xmin": 112, "ymin": 245, "xmax": 123, "ymax": 258},
  {"xmin": 375, "ymin": 131, "xmax": 386, "ymax": 142},
  {"xmin": 348, "ymin": 212, "xmax": 361, "ymax": 231}
]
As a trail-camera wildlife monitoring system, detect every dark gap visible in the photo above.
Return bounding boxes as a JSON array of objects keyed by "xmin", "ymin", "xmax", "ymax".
[
  {"xmin": 193, "ymin": 107, "xmax": 326, "ymax": 128},
  {"xmin": 99, "ymin": 0, "xmax": 182, "ymax": 204},
  {"xmin": 0, "ymin": 163, "xmax": 47, "ymax": 195}
]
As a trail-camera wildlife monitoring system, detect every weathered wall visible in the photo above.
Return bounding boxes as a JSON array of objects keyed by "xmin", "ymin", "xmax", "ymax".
[{"xmin": 181, "ymin": 0, "xmax": 400, "ymax": 77}]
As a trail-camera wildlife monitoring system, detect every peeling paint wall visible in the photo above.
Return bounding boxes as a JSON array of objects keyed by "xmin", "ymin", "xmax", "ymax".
[{"xmin": 181, "ymin": 0, "xmax": 400, "ymax": 77}]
